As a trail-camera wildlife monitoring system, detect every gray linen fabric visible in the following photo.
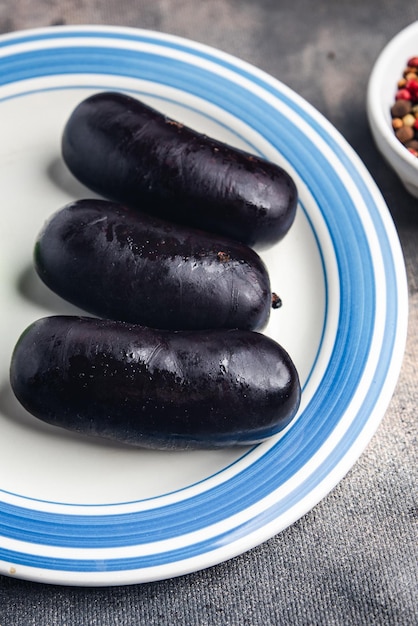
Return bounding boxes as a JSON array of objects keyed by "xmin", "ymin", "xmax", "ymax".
[{"xmin": 0, "ymin": 1, "xmax": 417, "ymax": 624}]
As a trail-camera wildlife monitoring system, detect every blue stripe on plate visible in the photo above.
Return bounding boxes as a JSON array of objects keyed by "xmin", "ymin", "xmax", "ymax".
[{"xmin": 0, "ymin": 28, "xmax": 402, "ymax": 571}]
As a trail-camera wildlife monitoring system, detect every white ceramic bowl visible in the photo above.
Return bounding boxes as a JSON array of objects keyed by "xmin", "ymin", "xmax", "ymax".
[{"xmin": 367, "ymin": 21, "xmax": 418, "ymax": 197}]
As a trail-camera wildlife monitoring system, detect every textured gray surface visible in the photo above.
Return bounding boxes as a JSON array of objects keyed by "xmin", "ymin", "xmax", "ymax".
[{"xmin": 0, "ymin": 1, "xmax": 417, "ymax": 625}]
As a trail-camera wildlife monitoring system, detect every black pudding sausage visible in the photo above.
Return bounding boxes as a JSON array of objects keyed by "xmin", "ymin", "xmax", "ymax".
[
  {"xmin": 34, "ymin": 199, "xmax": 273, "ymax": 331},
  {"xmin": 62, "ymin": 91, "xmax": 298, "ymax": 250},
  {"xmin": 9, "ymin": 316, "xmax": 301, "ymax": 449}
]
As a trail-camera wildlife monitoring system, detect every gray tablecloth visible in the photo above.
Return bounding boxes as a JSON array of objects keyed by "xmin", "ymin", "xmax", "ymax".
[{"xmin": 0, "ymin": 1, "xmax": 417, "ymax": 624}]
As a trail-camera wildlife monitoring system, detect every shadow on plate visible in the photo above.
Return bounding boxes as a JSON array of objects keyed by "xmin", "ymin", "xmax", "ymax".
[{"xmin": 46, "ymin": 156, "xmax": 100, "ymax": 200}]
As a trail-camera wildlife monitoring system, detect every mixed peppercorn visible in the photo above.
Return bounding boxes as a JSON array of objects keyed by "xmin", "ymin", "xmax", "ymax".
[{"xmin": 390, "ymin": 56, "xmax": 418, "ymax": 157}]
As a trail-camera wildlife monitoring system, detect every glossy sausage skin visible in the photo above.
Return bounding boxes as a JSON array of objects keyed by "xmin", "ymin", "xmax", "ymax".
[
  {"xmin": 9, "ymin": 316, "xmax": 301, "ymax": 449},
  {"xmin": 34, "ymin": 199, "xmax": 272, "ymax": 331},
  {"xmin": 62, "ymin": 91, "xmax": 298, "ymax": 250}
]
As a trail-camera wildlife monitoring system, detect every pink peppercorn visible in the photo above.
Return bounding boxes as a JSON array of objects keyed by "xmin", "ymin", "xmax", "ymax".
[
  {"xmin": 407, "ymin": 56, "xmax": 418, "ymax": 68},
  {"xmin": 396, "ymin": 88, "xmax": 412, "ymax": 100},
  {"xmin": 405, "ymin": 79, "xmax": 418, "ymax": 98}
]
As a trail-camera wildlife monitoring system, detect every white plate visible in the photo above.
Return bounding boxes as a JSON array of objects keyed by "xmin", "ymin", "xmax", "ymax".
[{"xmin": 0, "ymin": 26, "xmax": 408, "ymax": 586}]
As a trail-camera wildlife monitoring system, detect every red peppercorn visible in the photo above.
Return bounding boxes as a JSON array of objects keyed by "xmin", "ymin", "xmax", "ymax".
[
  {"xmin": 407, "ymin": 56, "xmax": 418, "ymax": 68},
  {"xmin": 396, "ymin": 88, "xmax": 412, "ymax": 100},
  {"xmin": 405, "ymin": 79, "xmax": 418, "ymax": 98}
]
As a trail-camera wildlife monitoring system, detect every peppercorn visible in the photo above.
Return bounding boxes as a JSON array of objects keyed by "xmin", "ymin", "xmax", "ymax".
[
  {"xmin": 396, "ymin": 88, "xmax": 412, "ymax": 100},
  {"xmin": 395, "ymin": 125, "xmax": 414, "ymax": 143},
  {"xmin": 406, "ymin": 79, "xmax": 418, "ymax": 99},
  {"xmin": 391, "ymin": 56, "xmax": 418, "ymax": 158},
  {"xmin": 403, "ymin": 67, "xmax": 417, "ymax": 78},
  {"xmin": 392, "ymin": 117, "xmax": 403, "ymax": 130},
  {"xmin": 406, "ymin": 139, "xmax": 418, "ymax": 151},
  {"xmin": 403, "ymin": 113, "xmax": 416, "ymax": 127},
  {"xmin": 391, "ymin": 99, "xmax": 412, "ymax": 117}
]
